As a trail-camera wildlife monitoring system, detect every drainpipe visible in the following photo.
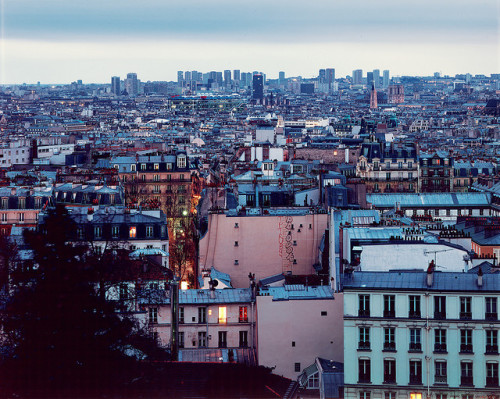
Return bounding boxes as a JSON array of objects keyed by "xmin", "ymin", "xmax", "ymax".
[{"xmin": 425, "ymin": 292, "xmax": 430, "ymax": 399}]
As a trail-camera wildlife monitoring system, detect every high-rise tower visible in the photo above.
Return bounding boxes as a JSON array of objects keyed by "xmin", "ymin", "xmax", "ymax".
[
  {"xmin": 111, "ymin": 76, "xmax": 120, "ymax": 96},
  {"xmin": 252, "ymin": 74, "xmax": 264, "ymax": 100}
]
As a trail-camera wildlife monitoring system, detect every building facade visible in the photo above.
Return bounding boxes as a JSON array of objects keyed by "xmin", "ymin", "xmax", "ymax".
[{"xmin": 343, "ymin": 271, "xmax": 500, "ymax": 399}]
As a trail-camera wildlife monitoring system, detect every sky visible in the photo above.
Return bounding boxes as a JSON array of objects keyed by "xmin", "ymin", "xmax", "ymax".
[{"xmin": 0, "ymin": 0, "xmax": 498, "ymax": 84}]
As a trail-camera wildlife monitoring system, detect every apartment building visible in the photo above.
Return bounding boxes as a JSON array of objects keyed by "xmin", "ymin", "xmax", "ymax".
[{"xmin": 343, "ymin": 270, "xmax": 500, "ymax": 399}]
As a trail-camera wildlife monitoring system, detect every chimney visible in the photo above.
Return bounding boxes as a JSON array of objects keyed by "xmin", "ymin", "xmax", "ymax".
[
  {"xmin": 477, "ymin": 268, "xmax": 483, "ymax": 287},
  {"xmin": 426, "ymin": 260, "xmax": 435, "ymax": 287}
]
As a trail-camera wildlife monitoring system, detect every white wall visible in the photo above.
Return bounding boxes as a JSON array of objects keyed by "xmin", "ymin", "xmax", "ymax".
[{"xmin": 360, "ymin": 243, "xmax": 468, "ymax": 272}]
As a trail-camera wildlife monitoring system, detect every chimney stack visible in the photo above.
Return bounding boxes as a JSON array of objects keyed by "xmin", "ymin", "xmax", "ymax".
[{"xmin": 427, "ymin": 260, "xmax": 435, "ymax": 287}]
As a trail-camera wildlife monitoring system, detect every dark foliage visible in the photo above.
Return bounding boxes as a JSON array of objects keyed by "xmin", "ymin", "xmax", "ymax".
[{"xmin": 0, "ymin": 205, "xmax": 166, "ymax": 398}]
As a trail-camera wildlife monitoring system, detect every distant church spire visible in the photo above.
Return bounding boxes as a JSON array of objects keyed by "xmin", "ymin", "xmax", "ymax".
[{"xmin": 370, "ymin": 83, "xmax": 378, "ymax": 109}]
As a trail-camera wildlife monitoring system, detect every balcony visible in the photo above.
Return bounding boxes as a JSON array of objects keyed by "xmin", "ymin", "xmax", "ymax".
[
  {"xmin": 460, "ymin": 344, "xmax": 473, "ymax": 354},
  {"xmin": 434, "ymin": 311, "xmax": 446, "ymax": 320},
  {"xmin": 460, "ymin": 311, "xmax": 472, "ymax": 320},
  {"xmin": 238, "ymin": 317, "xmax": 248, "ymax": 323},
  {"xmin": 409, "ymin": 311, "xmax": 421, "ymax": 319},
  {"xmin": 383, "ymin": 375, "xmax": 396, "ymax": 384},
  {"xmin": 486, "ymin": 312, "xmax": 498, "ymax": 321},
  {"xmin": 460, "ymin": 376, "xmax": 473, "ymax": 387},
  {"xmin": 486, "ymin": 377, "xmax": 499, "ymax": 388},
  {"xmin": 434, "ymin": 343, "xmax": 447, "ymax": 353},
  {"xmin": 409, "ymin": 342, "xmax": 422, "ymax": 352},
  {"xmin": 358, "ymin": 341, "xmax": 370, "ymax": 350},
  {"xmin": 486, "ymin": 344, "xmax": 498, "ymax": 354},
  {"xmin": 358, "ymin": 309, "xmax": 370, "ymax": 317},
  {"xmin": 383, "ymin": 310, "xmax": 395, "ymax": 318},
  {"xmin": 383, "ymin": 342, "xmax": 396, "ymax": 351},
  {"xmin": 409, "ymin": 376, "xmax": 422, "ymax": 385},
  {"xmin": 434, "ymin": 375, "xmax": 447, "ymax": 384}
]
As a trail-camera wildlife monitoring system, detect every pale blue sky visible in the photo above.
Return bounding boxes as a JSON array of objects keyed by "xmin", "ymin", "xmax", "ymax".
[{"xmin": 0, "ymin": 0, "xmax": 498, "ymax": 83}]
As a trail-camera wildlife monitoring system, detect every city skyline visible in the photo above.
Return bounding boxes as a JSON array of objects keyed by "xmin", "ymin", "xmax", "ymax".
[{"xmin": 0, "ymin": 0, "xmax": 498, "ymax": 84}]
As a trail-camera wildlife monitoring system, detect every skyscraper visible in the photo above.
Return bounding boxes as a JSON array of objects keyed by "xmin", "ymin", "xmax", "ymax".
[
  {"xmin": 383, "ymin": 70, "xmax": 390, "ymax": 88},
  {"xmin": 373, "ymin": 69, "xmax": 380, "ymax": 89},
  {"xmin": 177, "ymin": 71, "xmax": 184, "ymax": 84},
  {"xmin": 318, "ymin": 69, "xmax": 326, "ymax": 83},
  {"xmin": 326, "ymin": 68, "xmax": 335, "ymax": 91},
  {"xmin": 125, "ymin": 73, "xmax": 138, "ymax": 96},
  {"xmin": 353, "ymin": 69, "xmax": 363, "ymax": 85},
  {"xmin": 111, "ymin": 76, "xmax": 120, "ymax": 96},
  {"xmin": 367, "ymin": 72, "xmax": 374, "ymax": 87},
  {"xmin": 279, "ymin": 71, "xmax": 285, "ymax": 85},
  {"xmin": 184, "ymin": 71, "xmax": 192, "ymax": 82},
  {"xmin": 224, "ymin": 70, "xmax": 232, "ymax": 87},
  {"xmin": 252, "ymin": 74, "xmax": 264, "ymax": 100},
  {"xmin": 233, "ymin": 70, "xmax": 240, "ymax": 81}
]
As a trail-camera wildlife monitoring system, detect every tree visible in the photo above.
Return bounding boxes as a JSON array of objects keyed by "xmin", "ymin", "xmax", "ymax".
[{"xmin": 0, "ymin": 205, "xmax": 166, "ymax": 397}]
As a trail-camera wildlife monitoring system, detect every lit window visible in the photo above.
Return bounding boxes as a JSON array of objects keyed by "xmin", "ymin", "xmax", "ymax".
[
  {"xmin": 129, "ymin": 226, "xmax": 137, "ymax": 238},
  {"xmin": 410, "ymin": 394, "xmax": 422, "ymax": 399},
  {"xmin": 154, "ymin": 163, "xmax": 159, "ymax": 170},
  {"xmin": 218, "ymin": 306, "xmax": 227, "ymax": 324}
]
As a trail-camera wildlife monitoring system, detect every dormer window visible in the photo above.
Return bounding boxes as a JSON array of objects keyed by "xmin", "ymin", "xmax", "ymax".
[
  {"xmin": 131, "ymin": 164, "xmax": 136, "ymax": 172},
  {"xmin": 177, "ymin": 155, "xmax": 187, "ymax": 169},
  {"xmin": 141, "ymin": 164, "xmax": 146, "ymax": 171},
  {"xmin": 154, "ymin": 163, "xmax": 159, "ymax": 170}
]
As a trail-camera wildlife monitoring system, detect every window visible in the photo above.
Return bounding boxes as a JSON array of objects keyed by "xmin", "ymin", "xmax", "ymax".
[
  {"xmin": 358, "ymin": 359, "xmax": 371, "ymax": 383},
  {"xmin": 321, "ymin": 311, "xmax": 327, "ymax": 316},
  {"xmin": 434, "ymin": 296, "xmax": 446, "ymax": 319},
  {"xmin": 112, "ymin": 225, "xmax": 119, "ymax": 238},
  {"xmin": 234, "ymin": 241, "xmax": 239, "ymax": 247},
  {"xmin": 359, "ymin": 294, "xmax": 370, "ymax": 317},
  {"xmin": 234, "ymin": 259, "xmax": 239, "ymax": 265},
  {"xmin": 360, "ymin": 393, "xmax": 371, "ymax": 399},
  {"xmin": 307, "ymin": 372, "xmax": 319, "ymax": 389},
  {"xmin": 239, "ymin": 331, "xmax": 248, "ymax": 347},
  {"xmin": 119, "ymin": 284, "xmax": 129, "ymax": 300},
  {"xmin": 383, "ymin": 295, "xmax": 395, "ymax": 317},
  {"xmin": 409, "ymin": 360, "xmax": 422, "ymax": 384},
  {"xmin": 409, "ymin": 328, "xmax": 421, "ymax": 351},
  {"xmin": 386, "ymin": 172, "xmax": 391, "ymax": 180},
  {"xmin": 1, "ymin": 198, "xmax": 7, "ymax": 209},
  {"xmin": 18, "ymin": 198, "xmax": 25, "ymax": 209},
  {"xmin": 177, "ymin": 156, "xmax": 187, "ymax": 169},
  {"xmin": 198, "ymin": 331, "xmax": 207, "ymax": 348},
  {"xmin": 486, "ymin": 330, "xmax": 498, "ymax": 354},
  {"xmin": 141, "ymin": 164, "xmax": 146, "ymax": 171},
  {"xmin": 408, "ymin": 162, "xmax": 413, "ymax": 169},
  {"xmin": 385, "ymin": 393, "xmax": 396, "ymax": 399},
  {"xmin": 486, "ymin": 362, "xmax": 499, "ymax": 387},
  {"xmin": 179, "ymin": 307, "xmax": 184, "ymax": 324},
  {"xmin": 486, "ymin": 297, "xmax": 498, "ymax": 320},
  {"xmin": 409, "ymin": 295, "xmax": 421, "ymax": 318},
  {"xmin": 131, "ymin": 164, "xmax": 136, "ymax": 172},
  {"xmin": 384, "ymin": 359, "xmax": 396, "ymax": 383},
  {"xmin": 129, "ymin": 226, "xmax": 137, "ymax": 238},
  {"xmin": 153, "ymin": 185, "xmax": 160, "ymax": 193},
  {"xmin": 35, "ymin": 197, "xmax": 42, "ymax": 208},
  {"xmin": 198, "ymin": 307, "xmax": 206, "ymax": 324},
  {"xmin": 460, "ymin": 297, "xmax": 472, "ymax": 319},
  {"xmin": 359, "ymin": 327, "xmax": 370, "ymax": 350},
  {"xmin": 218, "ymin": 331, "xmax": 227, "ymax": 348},
  {"xmin": 154, "ymin": 163, "xmax": 159, "ymax": 170},
  {"xmin": 434, "ymin": 329, "xmax": 447, "ymax": 353},
  {"xmin": 218, "ymin": 306, "xmax": 227, "ymax": 324},
  {"xmin": 178, "ymin": 332, "xmax": 184, "ymax": 348},
  {"xmin": 460, "ymin": 361, "xmax": 473, "ymax": 386},
  {"xmin": 435, "ymin": 360, "xmax": 447, "ymax": 384},
  {"xmin": 294, "ymin": 362, "xmax": 301, "ymax": 372},
  {"xmin": 19, "ymin": 213, "xmax": 24, "ymax": 222},
  {"xmin": 234, "ymin": 223, "xmax": 239, "ymax": 228},
  {"xmin": 1, "ymin": 213, "xmax": 6, "ymax": 222},
  {"xmin": 94, "ymin": 226, "xmax": 102, "ymax": 239},
  {"xmin": 149, "ymin": 307, "xmax": 158, "ymax": 324},
  {"xmin": 384, "ymin": 328, "xmax": 395, "ymax": 351},
  {"xmin": 239, "ymin": 306, "xmax": 248, "ymax": 323},
  {"xmin": 460, "ymin": 329, "xmax": 473, "ymax": 353},
  {"xmin": 146, "ymin": 226, "xmax": 154, "ymax": 238}
]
